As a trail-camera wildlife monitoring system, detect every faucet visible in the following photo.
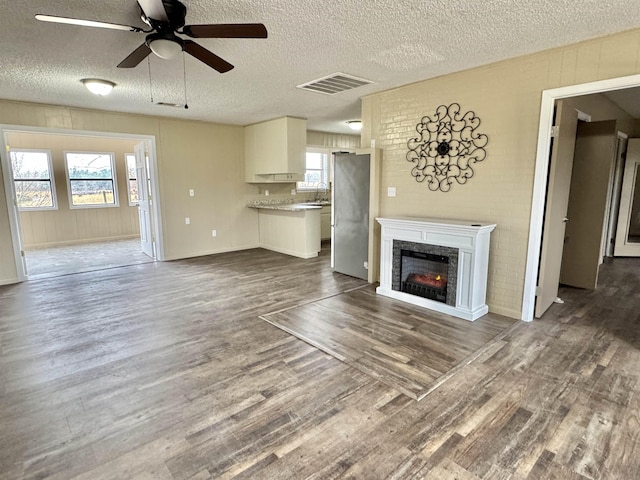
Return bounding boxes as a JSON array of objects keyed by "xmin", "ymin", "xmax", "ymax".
[{"xmin": 315, "ymin": 182, "xmax": 328, "ymax": 201}]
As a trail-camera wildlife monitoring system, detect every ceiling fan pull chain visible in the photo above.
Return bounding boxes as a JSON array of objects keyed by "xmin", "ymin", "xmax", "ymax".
[
  {"xmin": 183, "ymin": 52, "xmax": 189, "ymax": 109},
  {"xmin": 147, "ymin": 56, "xmax": 154, "ymax": 104}
]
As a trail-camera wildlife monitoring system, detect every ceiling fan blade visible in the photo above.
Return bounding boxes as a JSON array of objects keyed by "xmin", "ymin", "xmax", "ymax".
[
  {"xmin": 183, "ymin": 23, "xmax": 267, "ymax": 39},
  {"xmin": 137, "ymin": 0, "xmax": 169, "ymax": 22},
  {"xmin": 35, "ymin": 14, "xmax": 143, "ymax": 32},
  {"xmin": 117, "ymin": 43, "xmax": 153, "ymax": 68},
  {"xmin": 183, "ymin": 40, "xmax": 234, "ymax": 73}
]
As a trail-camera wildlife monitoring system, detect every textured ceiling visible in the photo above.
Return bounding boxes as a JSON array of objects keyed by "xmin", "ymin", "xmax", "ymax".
[{"xmin": 2, "ymin": 0, "xmax": 640, "ymax": 134}]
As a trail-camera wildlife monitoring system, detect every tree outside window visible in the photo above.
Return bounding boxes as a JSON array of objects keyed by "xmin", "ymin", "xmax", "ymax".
[
  {"xmin": 126, "ymin": 154, "xmax": 139, "ymax": 205},
  {"xmin": 65, "ymin": 152, "xmax": 118, "ymax": 207},
  {"xmin": 10, "ymin": 149, "xmax": 57, "ymax": 210}
]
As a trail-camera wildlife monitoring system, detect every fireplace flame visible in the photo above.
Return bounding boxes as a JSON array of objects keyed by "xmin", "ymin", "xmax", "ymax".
[{"xmin": 436, "ymin": 275, "xmax": 441, "ymax": 281}]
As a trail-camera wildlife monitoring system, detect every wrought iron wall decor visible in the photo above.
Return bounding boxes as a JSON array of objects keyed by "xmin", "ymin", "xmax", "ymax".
[{"xmin": 406, "ymin": 103, "xmax": 488, "ymax": 192}]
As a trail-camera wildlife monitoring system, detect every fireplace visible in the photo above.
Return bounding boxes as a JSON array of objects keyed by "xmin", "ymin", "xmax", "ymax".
[
  {"xmin": 392, "ymin": 240, "xmax": 459, "ymax": 306},
  {"xmin": 377, "ymin": 217, "xmax": 496, "ymax": 321},
  {"xmin": 401, "ymin": 250, "xmax": 448, "ymax": 302}
]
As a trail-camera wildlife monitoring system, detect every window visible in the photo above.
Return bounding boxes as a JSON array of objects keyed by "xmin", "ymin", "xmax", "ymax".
[
  {"xmin": 125, "ymin": 154, "xmax": 139, "ymax": 205},
  {"xmin": 65, "ymin": 152, "xmax": 118, "ymax": 207},
  {"xmin": 297, "ymin": 149, "xmax": 329, "ymax": 191},
  {"xmin": 10, "ymin": 149, "xmax": 57, "ymax": 210}
]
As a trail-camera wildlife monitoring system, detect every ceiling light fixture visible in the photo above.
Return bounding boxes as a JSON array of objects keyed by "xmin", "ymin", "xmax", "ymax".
[
  {"xmin": 148, "ymin": 36, "xmax": 183, "ymax": 60},
  {"xmin": 347, "ymin": 120, "xmax": 363, "ymax": 131},
  {"xmin": 81, "ymin": 78, "xmax": 115, "ymax": 96}
]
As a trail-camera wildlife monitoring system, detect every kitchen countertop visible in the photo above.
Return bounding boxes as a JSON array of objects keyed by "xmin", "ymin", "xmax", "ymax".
[{"xmin": 247, "ymin": 201, "xmax": 330, "ymax": 212}]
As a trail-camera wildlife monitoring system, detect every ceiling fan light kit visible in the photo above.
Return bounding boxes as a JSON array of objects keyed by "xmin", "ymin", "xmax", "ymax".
[
  {"xmin": 81, "ymin": 78, "xmax": 116, "ymax": 96},
  {"xmin": 147, "ymin": 35, "xmax": 182, "ymax": 59}
]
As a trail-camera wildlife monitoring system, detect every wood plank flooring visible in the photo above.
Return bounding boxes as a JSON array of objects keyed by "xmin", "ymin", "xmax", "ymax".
[
  {"xmin": 1, "ymin": 246, "xmax": 640, "ymax": 479},
  {"xmin": 262, "ymin": 287, "xmax": 516, "ymax": 399},
  {"xmin": 24, "ymin": 238, "xmax": 152, "ymax": 279}
]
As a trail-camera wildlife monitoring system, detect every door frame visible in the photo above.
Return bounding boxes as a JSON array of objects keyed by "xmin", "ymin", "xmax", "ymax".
[
  {"xmin": 0, "ymin": 125, "xmax": 165, "ymax": 282},
  {"xmin": 523, "ymin": 73, "xmax": 640, "ymax": 321},
  {"xmin": 614, "ymin": 140, "xmax": 640, "ymax": 256},
  {"xmin": 603, "ymin": 132, "xmax": 629, "ymax": 258}
]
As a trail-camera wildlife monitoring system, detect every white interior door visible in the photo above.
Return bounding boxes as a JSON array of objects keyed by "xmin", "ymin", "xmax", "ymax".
[
  {"xmin": 535, "ymin": 100, "xmax": 578, "ymax": 317},
  {"xmin": 135, "ymin": 141, "xmax": 154, "ymax": 258},
  {"xmin": 614, "ymin": 138, "xmax": 640, "ymax": 256}
]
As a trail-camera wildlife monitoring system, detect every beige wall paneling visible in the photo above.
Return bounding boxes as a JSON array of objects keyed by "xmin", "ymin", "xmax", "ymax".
[
  {"xmin": 156, "ymin": 119, "xmax": 257, "ymax": 261},
  {"xmin": 361, "ymin": 28, "xmax": 640, "ymax": 319},
  {"xmin": 0, "ymin": 102, "xmax": 256, "ymax": 284},
  {"xmin": 7, "ymin": 132, "xmax": 140, "ymax": 248}
]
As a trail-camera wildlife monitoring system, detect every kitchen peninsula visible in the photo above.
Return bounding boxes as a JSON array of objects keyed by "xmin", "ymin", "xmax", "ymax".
[{"xmin": 249, "ymin": 202, "xmax": 321, "ymax": 258}]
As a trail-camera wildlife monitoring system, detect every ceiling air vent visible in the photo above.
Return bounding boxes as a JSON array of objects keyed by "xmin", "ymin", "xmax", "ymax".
[{"xmin": 297, "ymin": 72, "xmax": 373, "ymax": 95}]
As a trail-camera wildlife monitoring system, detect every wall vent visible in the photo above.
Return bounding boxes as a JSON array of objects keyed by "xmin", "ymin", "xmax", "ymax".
[{"xmin": 297, "ymin": 72, "xmax": 373, "ymax": 95}]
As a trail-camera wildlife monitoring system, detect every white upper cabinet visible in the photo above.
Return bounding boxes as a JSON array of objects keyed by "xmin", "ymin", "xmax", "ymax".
[{"xmin": 245, "ymin": 116, "xmax": 306, "ymax": 183}]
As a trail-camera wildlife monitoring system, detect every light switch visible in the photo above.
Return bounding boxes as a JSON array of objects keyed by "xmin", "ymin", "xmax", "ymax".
[
  {"xmin": 265, "ymin": 190, "xmax": 270, "ymax": 196},
  {"xmin": 189, "ymin": 189, "xmax": 195, "ymax": 197},
  {"xmin": 387, "ymin": 186, "xmax": 397, "ymax": 197},
  {"xmin": 185, "ymin": 217, "xmax": 190, "ymax": 225}
]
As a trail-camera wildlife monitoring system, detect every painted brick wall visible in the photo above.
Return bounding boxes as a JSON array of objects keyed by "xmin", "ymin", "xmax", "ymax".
[{"xmin": 362, "ymin": 28, "xmax": 640, "ymax": 319}]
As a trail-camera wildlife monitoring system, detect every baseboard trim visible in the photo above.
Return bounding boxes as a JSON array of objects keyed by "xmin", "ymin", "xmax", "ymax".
[{"xmin": 24, "ymin": 234, "xmax": 140, "ymax": 250}]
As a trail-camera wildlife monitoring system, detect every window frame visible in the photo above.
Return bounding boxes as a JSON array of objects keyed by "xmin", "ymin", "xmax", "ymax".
[
  {"xmin": 297, "ymin": 147, "xmax": 330, "ymax": 192},
  {"xmin": 125, "ymin": 153, "xmax": 139, "ymax": 206},
  {"xmin": 64, "ymin": 151, "xmax": 119, "ymax": 209},
  {"xmin": 10, "ymin": 148, "xmax": 58, "ymax": 211}
]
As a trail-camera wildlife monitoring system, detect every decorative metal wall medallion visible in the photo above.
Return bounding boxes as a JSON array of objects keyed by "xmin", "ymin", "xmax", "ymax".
[{"xmin": 406, "ymin": 103, "xmax": 488, "ymax": 192}]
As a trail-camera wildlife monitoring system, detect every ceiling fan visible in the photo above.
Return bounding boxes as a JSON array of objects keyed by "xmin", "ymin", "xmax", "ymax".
[{"xmin": 35, "ymin": 0, "xmax": 267, "ymax": 73}]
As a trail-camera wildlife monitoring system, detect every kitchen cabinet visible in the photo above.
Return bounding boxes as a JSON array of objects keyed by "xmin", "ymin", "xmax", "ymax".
[
  {"xmin": 320, "ymin": 205, "xmax": 331, "ymax": 240},
  {"xmin": 245, "ymin": 116, "xmax": 306, "ymax": 183}
]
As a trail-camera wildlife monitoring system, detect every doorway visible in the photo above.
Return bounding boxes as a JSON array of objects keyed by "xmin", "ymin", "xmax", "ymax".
[
  {"xmin": 524, "ymin": 74, "xmax": 640, "ymax": 321},
  {"xmin": 0, "ymin": 125, "xmax": 164, "ymax": 281}
]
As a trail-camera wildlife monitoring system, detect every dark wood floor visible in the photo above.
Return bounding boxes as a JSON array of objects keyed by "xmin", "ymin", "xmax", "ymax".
[
  {"xmin": 263, "ymin": 287, "xmax": 516, "ymax": 400},
  {"xmin": 24, "ymin": 238, "xmax": 152, "ymax": 279},
  {"xmin": 1, "ymin": 246, "xmax": 639, "ymax": 479}
]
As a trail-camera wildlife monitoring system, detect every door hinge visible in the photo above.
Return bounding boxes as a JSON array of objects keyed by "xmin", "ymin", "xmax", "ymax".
[
  {"xmin": 535, "ymin": 286, "xmax": 542, "ymax": 296},
  {"xmin": 550, "ymin": 126, "xmax": 559, "ymax": 138},
  {"xmin": 20, "ymin": 250, "xmax": 25, "ymax": 257}
]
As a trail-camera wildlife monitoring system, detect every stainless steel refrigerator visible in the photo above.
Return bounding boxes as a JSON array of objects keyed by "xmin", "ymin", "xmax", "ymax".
[{"xmin": 331, "ymin": 152, "xmax": 370, "ymax": 280}]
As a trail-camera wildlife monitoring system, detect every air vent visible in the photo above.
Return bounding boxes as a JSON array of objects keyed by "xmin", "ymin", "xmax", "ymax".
[{"xmin": 297, "ymin": 72, "xmax": 373, "ymax": 95}]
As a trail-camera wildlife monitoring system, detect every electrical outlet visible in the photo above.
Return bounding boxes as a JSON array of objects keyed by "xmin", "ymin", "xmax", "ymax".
[
  {"xmin": 185, "ymin": 217, "xmax": 190, "ymax": 225},
  {"xmin": 387, "ymin": 186, "xmax": 397, "ymax": 197},
  {"xmin": 212, "ymin": 229, "xmax": 217, "ymax": 237},
  {"xmin": 364, "ymin": 261, "xmax": 368, "ymax": 269},
  {"xmin": 265, "ymin": 190, "xmax": 270, "ymax": 196},
  {"xmin": 189, "ymin": 189, "xmax": 195, "ymax": 197},
  {"xmin": 291, "ymin": 189, "xmax": 296, "ymax": 195}
]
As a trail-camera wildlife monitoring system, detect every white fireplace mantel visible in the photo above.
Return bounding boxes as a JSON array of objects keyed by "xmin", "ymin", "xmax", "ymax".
[{"xmin": 376, "ymin": 217, "xmax": 496, "ymax": 321}]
